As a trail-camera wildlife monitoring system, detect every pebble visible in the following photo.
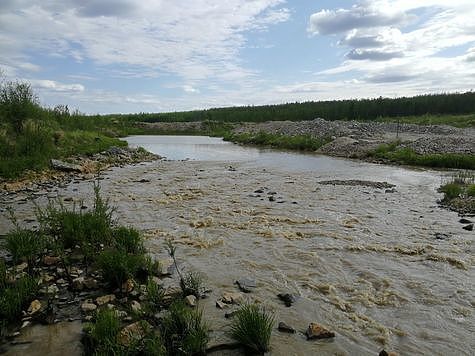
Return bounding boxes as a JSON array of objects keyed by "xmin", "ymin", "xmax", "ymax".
[
  {"xmin": 278, "ymin": 321, "xmax": 296, "ymax": 333},
  {"xmin": 185, "ymin": 295, "xmax": 197, "ymax": 307}
]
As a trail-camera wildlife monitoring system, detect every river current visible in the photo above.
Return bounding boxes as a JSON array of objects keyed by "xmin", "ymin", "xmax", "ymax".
[{"xmin": 2, "ymin": 136, "xmax": 473, "ymax": 355}]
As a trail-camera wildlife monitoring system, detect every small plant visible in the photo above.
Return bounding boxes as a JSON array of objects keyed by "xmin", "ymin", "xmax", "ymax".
[
  {"xmin": 82, "ymin": 308, "xmax": 122, "ymax": 355},
  {"xmin": 467, "ymin": 184, "xmax": 475, "ymax": 197},
  {"xmin": 230, "ymin": 304, "xmax": 275, "ymax": 354},
  {"xmin": 161, "ymin": 300, "xmax": 209, "ymax": 355},
  {"xmin": 113, "ymin": 226, "xmax": 145, "ymax": 254},
  {"xmin": 145, "ymin": 277, "xmax": 164, "ymax": 312},
  {"xmin": 180, "ymin": 271, "xmax": 206, "ymax": 298},
  {"xmin": 439, "ymin": 183, "xmax": 463, "ymax": 201},
  {"xmin": 0, "ymin": 259, "xmax": 7, "ymax": 290},
  {"xmin": 0, "ymin": 275, "xmax": 39, "ymax": 321},
  {"xmin": 143, "ymin": 333, "xmax": 167, "ymax": 356},
  {"xmin": 5, "ymin": 229, "xmax": 45, "ymax": 267},
  {"xmin": 97, "ymin": 249, "xmax": 144, "ymax": 290}
]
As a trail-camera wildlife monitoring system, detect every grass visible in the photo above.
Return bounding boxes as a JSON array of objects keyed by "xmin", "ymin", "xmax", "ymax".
[
  {"xmin": 0, "ymin": 275, "xmax": 39, "ymax": 321},
  {"xmin": 83, "ymin": 309, "xmax": 123, "ymax": 355},
  {"xmin": 369, "ymin": 143, "xmax": 475, "ymax": 170},
  {"xmin": 97, "ymin": 249, "xmax": 144, "ymax": 290},
  {"xmin": 161, "ymin": 300, "xmax": 209, "ymax": 355},
  {"xmin": 438, "ymin": 171, "xmax": 475, "ymax": 214},
  {"xmin": 5, "ymin": 229, "xmax": 45, "ymax": 266},
  {"xmin": 112, "ymin": 227, "xmax": 145, "ymax": 255},
  {"xmin": 223, "ymin": 131, "xmax": 331, "ymax": 151},
  {"xmin": 439, "ymin": 183, "xmax": 463, "ymax": 200},
  {"xmin": 230, "ymin": 304, "xmax": 275, "ymax": 354},
  {"xmin": 180, "ymin": 271, "xmax": 206, "ymax": 299},
  {"xmin": 145, "ymin": 277, "xmax": 164, "ymax": 312},
  {"xmin": 377, "ymin": 113, "xmax": 475, "ymax": 128}
]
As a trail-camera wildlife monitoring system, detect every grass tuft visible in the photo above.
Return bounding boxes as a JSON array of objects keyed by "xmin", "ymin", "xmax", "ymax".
[
  {"xmin": 230, "ymin": 303, "xmax": 274, "ymax": 354},
  {"xmin": 5, "ymin": 229, "xmax": 45, "ymax": 266}
]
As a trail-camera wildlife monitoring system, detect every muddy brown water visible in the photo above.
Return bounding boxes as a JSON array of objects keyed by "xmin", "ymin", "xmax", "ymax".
[{"xmin": 1, "ymin": 136, "xmax": 473, "ymax": 355}]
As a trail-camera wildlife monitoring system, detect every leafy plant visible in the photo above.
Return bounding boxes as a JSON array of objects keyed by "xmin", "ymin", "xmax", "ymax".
[
  {"xmin": 467, "ymin": 184, "xmax": 475, "ymax": 197},
  {"xmin": 97, "ymin": 249, "xmax": 144, "ymax": 290},
  {"xmin": 5, "ymin": 229, "xmax": 45, "ymax": 266},
  {"xmin": 230, "ymin": 304, "xmax": 275, "ymax": 354},
  {"xmin": 180, "ymin": 271, "xmax": 206, "ymax": 299},
  {"xmin": 145, "ymin": 277, "xmax": 164, "ymax": 312},
  {"xmin": 82, "ymin": 308, "xmax": 122, "ymax": 355},
  {"xmin": 161, "ymin": 300, "xmax": 209, "ymax": 355},
  {"xmin": 113, "ymin": 226, "xmax": 144, "ymax": 254}
]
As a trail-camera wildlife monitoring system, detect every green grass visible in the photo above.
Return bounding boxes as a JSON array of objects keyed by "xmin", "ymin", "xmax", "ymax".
[
  {"xmin": 180, "ymin": 271, "xmax": 206, "ymax": 299},
  {"xmin": 83, "ymin": 309, "xmax": 123, "ymax": 355},
  {"xmin": 5, "ymin": 229, "xmax": 45, "ymax": 266},
  {"xmin": 439, "ymin": 183, "xmax": 463, "ymax": 200},
  {"xmin": 145, "ymin": 277, "xmax": 164, "ymax": 312},
  {"xmin": 230, "ymin": 304, "xmax": 275, "ymax": 353},
  {"xmin": 97, "ymin": 249, "xmax": 144, "ymax": 290},
  {"xmin": 0, "ymin": 275, "xmax": 38, "ymax": 321},
  {"xmin": 161, "ymin": 300, "xmax": 209, "ymax": 355},
  {"xmin": 370, "ymin": 144, "xmax": 475, "ymax": 170},
  {"xmin": 112, "ymin": 227, "xmax": 145, "ymax": 255},
  {"xmin": 378, "ymin": 114, "xmax": 475, "ymax": 128},
  {"xmin": 467, "ymin": 184, "xmax": 475, "ymax": 197},
  {"xmin": 223, "ymin": 131, "xmax": 331, "ymax": 151}
]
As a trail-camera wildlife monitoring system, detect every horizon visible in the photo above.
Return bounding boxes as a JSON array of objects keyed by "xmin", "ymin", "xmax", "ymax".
[{"xmin": 1, "ymin": 0, "xmax": 474, "ymax": 114}]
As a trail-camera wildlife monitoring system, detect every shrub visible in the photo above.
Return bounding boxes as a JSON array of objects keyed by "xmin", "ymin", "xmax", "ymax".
[
  {"xmin": 5, "ymin": 229, "xmax": 45, "ymax": 266},
  {"xmin": 143, "ymin": 333, "xmax": 167, "ymax": 356},
  {"xmin": 112, "ymin": 226, "xmax": 144, "ymax": 254},
  {"xmin": 145, "ymin": 277, "xmax": 164, "ymax": 312},
  {"xmin": 82, "ymin": 308, "xmax": 122, "ymax": 355},
  {"xmin": 97, "ymin": 249, "xmax": 144, "ymax": 289},
  {"xmin": 0, "ymin": 276, "xmax": 38, "ymax": 321},
  {"xmin": 467, "ymin": 184, "xmax": 475, "ymax": 197},
  {"xmin": 180, "ymin": 271, "xmax": 206, "ymax": 299},
  {"xmin": 439, "ymin": 183, "xmax": 463, "ymax": 201},
  {"xmin": 230, "ymin": 304, "xmax": 274, "ymax": 353},
  {"xmin": 161, "ymin": 300, "xmax": 209, "ymax": 355}
]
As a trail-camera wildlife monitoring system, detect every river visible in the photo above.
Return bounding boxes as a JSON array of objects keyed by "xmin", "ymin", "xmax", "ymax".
[{"xmin": 2, "ymin": 136, "xmax": 474, "ymax": 355}]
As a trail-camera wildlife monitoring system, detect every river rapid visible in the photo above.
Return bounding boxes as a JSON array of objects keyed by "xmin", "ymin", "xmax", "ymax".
[{"xmin": 1, "ymin": 136, "xmax": 474, "ymax": 355}]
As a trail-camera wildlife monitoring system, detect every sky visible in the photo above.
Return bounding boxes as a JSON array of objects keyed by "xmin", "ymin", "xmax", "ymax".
[{"xmin": 1, "ymin": 0, "xmax": 474, "ymax": 114}]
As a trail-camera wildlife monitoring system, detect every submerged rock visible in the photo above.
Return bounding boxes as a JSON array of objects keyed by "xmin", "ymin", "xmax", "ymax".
[
  {"xmin": 235, "ymin": 278, "xmax": 257, "ymax": 293},
  {"xmin": 459, "ymin": 218, "xmax": 473, "ymax": 224},
  {"xmin": 221, "ymin": 291, "xmax": 244, "ymax": 305},
  {"xmin": 306, "ymin": 323, "xmax": 335, "ymax": 340},
  {"xmin": 462, "ymin": 224, "xmax": 473, "ymax": 231},
  {"xmin": 277, "ymin": 293, "xmax": 299, "ymax": 307},
  {"xmin": 278, "ymin": 321, "xmax": 296, "ymax": 333}
]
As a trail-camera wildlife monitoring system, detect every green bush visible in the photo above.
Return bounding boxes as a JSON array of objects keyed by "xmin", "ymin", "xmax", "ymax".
[
  {"xmin": 230, "ymin": 304, "xmax": 274, "ymax": 353},
  {"xmin": 113, "ymin": 227, "xmax": 144, "ymax": 254},
  {"xmin": 0, "ymin": 276, "xmax": 38, "ymax": 321},
  {"xmin": 439, "ymin": 183, "xmax": 463, "ymax": 200},
  {"xmin": 83, "ymin": 308, "xmax": 122, "ymax": 355},
  {"xmin": 5, "ymin": 229, "xmax": 45, "ymax": 265},
  {"xmin": 467, "ymin": 184, "xmax": 475, "ymax": 197},
  {"xmin": 97, "ymin": 249, "xmax": 144, "ymax": 289},
  {"xmin": 161, "ymin": 301, "xmax": 209, "ymax": 355}
]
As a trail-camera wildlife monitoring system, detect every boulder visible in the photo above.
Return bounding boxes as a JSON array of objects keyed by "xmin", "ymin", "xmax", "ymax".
[
  {"xmin": 306, "ymin": 323, "xmax": 335, "ymax": 340},
  {"xmin": 72, "ymin": 277, "xmax": 85, "ymax": 291},
  {"xmin": 131, "ymin": 301, "xmax": 142, "ymax": 313}
]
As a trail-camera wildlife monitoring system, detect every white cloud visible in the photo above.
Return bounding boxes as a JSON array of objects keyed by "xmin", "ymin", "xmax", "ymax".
[{"xmin": 31, "ymin": 79, "xmax": 85, "ymax": 93}]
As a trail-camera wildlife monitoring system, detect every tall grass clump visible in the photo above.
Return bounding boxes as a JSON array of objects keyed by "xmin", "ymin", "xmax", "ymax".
[
  {"xmin": 83, "ymin": 308, "xmax": 122, "ymax": 355},
  {"xmin": 145, "ymin": 277, "xmax": 164, "ymax": 312},
  {"xmin": 161, "ymin": 300, "xmax": 209, "ymax": 355},
  {"xmin": 5, "ymin": 229, "xmax": 45, "ymax": 266},
  {"xmin": 230, "ymin": 304, "xmax": 275, "ymax": 354},
  {"xmin": 0, "ymin": 275, "xmax": 38, "ymax": 321},
  {"xmin": 97, "ymin": 249, "xmax": 144, "ymax": 290},
  {"xmin": 112, "ymin": 226, "xmax": 145, "ymax": 254}
]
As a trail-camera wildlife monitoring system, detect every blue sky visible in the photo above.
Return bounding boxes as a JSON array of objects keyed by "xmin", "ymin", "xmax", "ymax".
[{"xmin": 1, "ymin": 0, "xmax": 474, "ymax": 114}]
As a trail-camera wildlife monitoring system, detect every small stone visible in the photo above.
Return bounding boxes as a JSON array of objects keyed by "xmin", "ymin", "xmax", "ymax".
[
  {"xmin": 21, "ymin": 321, "xmax": 31, "ymax": 329},
  {"xmin": 96, "ymin": 294, "xmax": 116, "ymax": 306},
  {"xmin": 16, "ymin": 262, "xmax": 28, "ymax": 272},
  {"xmin": 122, "ymin": 279, "xmax": 135, "ymax": 293},
  {"xmin": 278, "ymin": 321, "xmax": 296, "ymax": 333},
  {"xmin": 131, "ymin": 300, "xmax": 141, "ymax": 313},
  {"xmin": 107, "ymin": 304, "xmax": 115, "ymax": 310},
  {"xmin": 81, "ymin": 302, "xmax": 97, "ymax": 313},
  {"xmin": 269, "ymin": 196, "xmax": 276, "ymax": 202},
  {"xmin": 117, "ymin": 321, "xmax": 151, "ymax": 347},
  {"xmin": 254, "ymin": 189, "xmax": 264, "ymax": 193},
  {"xmin": 185, "ymin": 295, "xmax": 197, "ymax": 307},
  {"xmin": 47, "ymin": 285, "xmax": 59, "ymax": 295},
  {"xmin": 84, "ymin": 315, "xmax": 93, "ymax": 322},
  {"xmin": 43, "ymin": 256, "xmax": 60, "ymax": 266},
  {"xmin": 306, "ymin": 323, "xmax": 335, "ymax": 340},
  {"xmin": 27, "ymin": 300, "xmax": 42, "ymax": 315},
  {"xmin": 83, "ymin": 278, "xmax": 98, "ymax": 289},
  {"xmin": 216, "ymin": 300, "xmax": 229, "ymax": 309},
  {"xmin": 72, "ymin": 277, "xmax": 85, "ymax": 291},
  {"xmin": 221, "ymin": 292, "xmax": 244, "ymax": 305},
  {"xmin": 42, "ymin": 274, "xmax": 55, "ymax": 283},
  {"xmin": 459, "ymin": 218, "xmax": 473, "ymax": 224},
  {"xmin": 462, "ymin": 224, "xmax": 473, "ymax": 231},
  {"xmin": 277, "ymin": 293, "xmax": 299, "ymax": 307},
  {"xmin": 235, "ymin": 278, "xmax": 257, "ymax": 293}
]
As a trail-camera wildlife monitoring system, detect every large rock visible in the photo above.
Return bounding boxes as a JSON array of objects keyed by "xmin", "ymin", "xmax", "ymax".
[
  {"xmin": 117, "ymin": 321, "xmax": 151, "ymax": 347},
  {"xmin": 96, "ymin": 294, "xmax": 116, "ymax": 306},
  {"xmin": 81, "ymin": 302, "xmax": 97, "ymax": 313},
  {"xmin": 306, "ymin": 323, "xmax": 335, "ymax": 340},
  {"xmin": 221, "ymin": 292, "xmax": 244, "ymax": 305},
  {"xmin": 50, "ymin": 159, "xmax": 82, "ymax": 172}
]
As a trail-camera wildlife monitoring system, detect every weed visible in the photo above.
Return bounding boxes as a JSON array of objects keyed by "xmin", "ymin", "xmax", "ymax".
[
  {"xmin": 439, "ymin": 183, "xmax": 463, "ymax": 201},
  {"xmin": 83, "ymin": 308, "xmax": 122, "ymax": 355},
  {"xmin": 5, "ymin": 229, "xmax": 45, "ymax": 266},
  {"xmin": 161, "ymin": 300, "xmax": 209, "ymax": 355},
  {"xmin": 180, "ymin": 271, "xmax": 206, "ymax": 299},
  {"xmin": 0, "ymin": 259, "xmax": 6, "ymax": 290},
  {"xmin": 143, "ymin": 333, "xmax": 167, "ymax": 356},
  {"xmin": 0, "ymin": 276, "xmax": 39, "ymax": 321},
  {"xmin": 145, "ymin": 277, "xmax": 164, "ymax": 312},
  {"xmin": 467, "ymin": 184, "xmax": 475, "ymax": 197},
  {"xmin": 113, "ymin": 226, "xmax": 144, "ymax": 254},
  {"xmin": 97, "ymin": 249, "xmax": 143, "ymax": 290},
  {"xmin": 230, "ymin": 304, "xmax": 275, "ymax": 354}
]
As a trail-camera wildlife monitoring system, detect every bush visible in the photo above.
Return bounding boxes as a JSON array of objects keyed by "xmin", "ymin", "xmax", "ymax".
[
  {"xmin": 467, "ymin": 184, "xmax": 475, "ymax": 197},
  {"xmin": 161, "ymin": 301, "xmax": 209, "ymax": 355},
  {"xmin": 230, "ymin": 304, "xmax": 274, "ymax": 353},
  {"xmin": 439, "ymin": 183, "xmax": 463, "ymax": 200},
  {"xmin": 180, "ymin": 271, "xmax": 206, "ymax": 299},
  {"xmin": 5, "ymin": 229, "xmax": 45, "ymax": 266},
  {"xmin": 97, "ymin": 249, "xmax": 144, "ymax": 289},
  {"xmin": 0, "ymin": 276, "xmax": 38, "ymax": 321},
  {"xmin": 83, "ymin": 308, "xmax": 122, "ymax": 355},
  {"xmin": 0, "ymin": 80, "xmax": 40, "ymax": 133},
  {"xmin": 113, "ymin": 227, "xmax": 144, "ymax": 254},
  {"xmin": 145, "ymin": 277, "xmax": 164, "ymax": 312}
]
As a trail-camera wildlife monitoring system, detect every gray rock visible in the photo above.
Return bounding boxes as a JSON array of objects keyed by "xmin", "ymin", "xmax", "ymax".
[
  {"xmin": 278, "ymin": 321, "xmax": 296, "ymax": 333},
  {"xmin": 462, "ymin": 224, "xmax": 474, "ymax": 231},
  {"xmin": 459, "ymin": 218, "xmax": 473, "ymax": 224},
  {"xmin": 235, "ymin": 278, "xmax": 257, "ymax": 293},
  {"xmin": 50, "ymin": 159, "xmax": 82, "ymax": 172},
  {"xmin": 277, "ymin": 293, "xmax": 299, "ymax": 307}
]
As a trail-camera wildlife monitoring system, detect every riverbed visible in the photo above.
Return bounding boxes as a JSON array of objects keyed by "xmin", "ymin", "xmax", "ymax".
[{"xmin": 1, "ymin": 136, "xmax": 474, "ymax": 355}]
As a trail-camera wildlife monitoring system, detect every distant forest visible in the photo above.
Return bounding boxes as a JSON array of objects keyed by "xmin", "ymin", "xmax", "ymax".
[{"xmin": 105, "ymin": 91, "xmax": 475, "ymax": 123}]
